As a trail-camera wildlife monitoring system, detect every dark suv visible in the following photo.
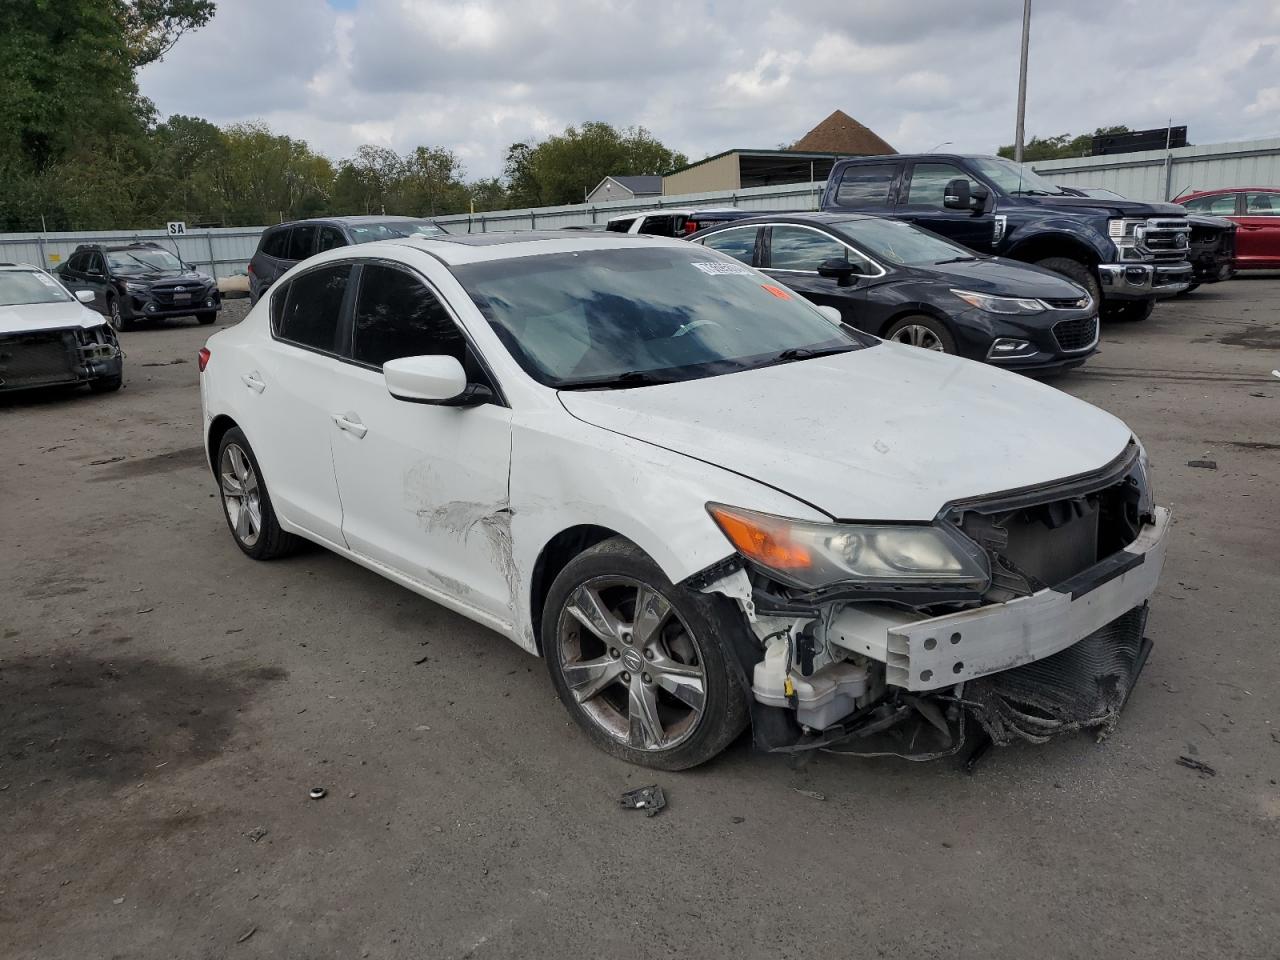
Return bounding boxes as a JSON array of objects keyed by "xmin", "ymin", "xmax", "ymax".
[
  {"xmin": 247, "ymin": 216, "xmax": 449, "ymax": 303},
  {"xmin": 55, "ymin": 242, "xmax": 221, "ymax": 332}
]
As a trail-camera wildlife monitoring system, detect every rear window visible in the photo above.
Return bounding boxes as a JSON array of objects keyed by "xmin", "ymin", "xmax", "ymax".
[
  {"xmin": 273, "ymin": 264, "xmax": 352, "ymax": 353},
  {"xmin": 605, "ymin": 218, "xmax": 636, "ymax": 233},
  {"xmin": 286, "ymin": 225, "xmax": 317, "ymax": 261},
  {"xmin": 260, "ymin": 229, "xmax": 289, "ymax": 259}
]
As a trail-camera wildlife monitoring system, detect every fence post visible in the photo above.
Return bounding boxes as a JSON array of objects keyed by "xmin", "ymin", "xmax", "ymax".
[
  {"xmin": 37, "ymin": 234, "xmax": 48, "ymax": 268},
  {"xmin": 205, "ymin": 231, "xmax": 218, "ymax": 280},
  {"xmin": 530, "ymin": 210, "xmax": 536, "ymax": 230}
]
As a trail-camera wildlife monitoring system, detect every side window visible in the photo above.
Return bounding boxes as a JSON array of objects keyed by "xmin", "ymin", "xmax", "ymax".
[
  {"xmin": 67, "ymin": 252, "xmax": 88, "ymax": 273},
  {"xmin": 316, "ymin": 226, "xmax": 347, "ymax": 252},
  {"xmin": 274, "ymin": 264, "xmax": 352, "ymax": 353},
  {"xmin": 87, "ymin": 253, "xmax": 105, "ymax": 276},
  {"xmin": 698, "ymin": 226, "xmax": 758, "ymax": 265},
  {"xmin": 606, "ymin": 218, "xmax": 636, "ymax": 233},
  {"xmin": 1244, "ymin": 192, "xmax": 1279, "ymax": 216},
  {"xmin": 768, "ymin": 226, "xmax": 859, "ymax": 272},
  {"xmin": 1184, "ymin": 194, "xmax": 1239, "ymax": 216},
  {"xmin": 834, "ymin": 164, "xmax": 896, "ymax": 208},
  {"xmin": 286, "ymin": 225, "xmax": 317, "ymax": 261},
  {"xmin": 352, "ymin": 264, "xmax": 466, "ymax": 369},
  {"xmin": 636, "ymin": 215, "xmax": 676, "ymax": 237},
  {"xmin": 261, "ymin": 229, "xmax": 288, "ymax": 259},
  {"xmin": 904, "ymin": 162, "xmax": 973, "ymax": 208}
]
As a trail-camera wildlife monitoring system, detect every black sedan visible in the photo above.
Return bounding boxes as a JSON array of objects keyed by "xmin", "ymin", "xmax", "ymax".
[{"xmin": 688, "ymin": 212, "xmax": 1099, "ymax": 374}]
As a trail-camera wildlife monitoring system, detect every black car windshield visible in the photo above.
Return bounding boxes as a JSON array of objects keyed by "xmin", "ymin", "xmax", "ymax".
[
  {"xmin": 969, "ymin": 157, "xmax": 1068, "ymax": 196},
  {"xmin": 107, "ymin": 249, "xmax": 185, "ymax": 274},
  {"xmin": 0, "ymin": 269, "xmax": 73, "ymax": 306},
  {"xmin": 347, "ymin": 220, "xmax": 447, "ymax": 243},
  {"xmin": 453, "ymin": 247, "xmax": 871, "ymax": 389},
  {"xmin": 834, "ymin": 217, "xmax": 976, "ymax": 266}
]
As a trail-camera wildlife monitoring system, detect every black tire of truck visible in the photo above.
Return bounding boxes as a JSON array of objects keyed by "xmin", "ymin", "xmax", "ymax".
[
  {"xmin": 1101, "ymin": 299, "xmax": 1155, "ymax": 322},
  {"xmin": 1033, "ymin": 257, "xmax": 1101, "ymax": 309},
  {"xmin": 196, "ymin": 311, "xmax": 218, "ymax": 325}
]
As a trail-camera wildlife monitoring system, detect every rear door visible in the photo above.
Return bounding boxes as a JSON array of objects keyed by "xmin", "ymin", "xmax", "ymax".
[
  {"xmin": 692, "ymin": 225, "xmax": 761, "ymax": 266},
  {"xmin": 327, "ymin": 261, "xmax": 515, "ymax": 620},
  {"xmin": 244, "ymin": 262, "xmax": 353, "ymax": 545},
  {"xmin": 825, "ymin": 161, "xmax": 902, "ymax": 214},
  {"xmin": 761, "ymin": 224, "xmax": 880, "ymax": 327},
  {"xmin": 1237, "ymin": 192, "xmax": 1280, "ymax": 267},
  {"xmin": 896, "ymin": 160, "xmax": 997, "ymax": 253},
  {"xmin": 316, "ymin": 225, "xmax": 347, "ymax": 253}
]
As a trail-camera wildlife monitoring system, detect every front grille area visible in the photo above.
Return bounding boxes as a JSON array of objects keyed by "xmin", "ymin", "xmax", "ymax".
[
  {"xmin": 150, "ymin": 282, "xmax": 209, "ymax": 306},
  {"xmin": 1053, "ymin": 316, "xmax": 1099, "ymax": 352},
  {"xmin": 1141, "ymin": 218, "xmax": 1190, "ymax": 260},
  {"xmin": 1042, "ymin": 295, "xmax": 1092, "ymax": 310},
  {"xmin": 0, "ymin": 331, "xmax": 79, "ymax": 388}
]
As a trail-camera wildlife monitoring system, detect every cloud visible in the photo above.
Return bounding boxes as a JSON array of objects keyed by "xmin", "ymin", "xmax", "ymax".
[{"xmin": 138, "ymin": 0, "xmax": 1280, "ymax": 180}]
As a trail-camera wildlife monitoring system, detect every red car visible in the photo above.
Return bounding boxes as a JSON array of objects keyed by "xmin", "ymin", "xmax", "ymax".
[{"xmin": 1179, "ymin": 187, "xmax": 1280, "ymax": 269}]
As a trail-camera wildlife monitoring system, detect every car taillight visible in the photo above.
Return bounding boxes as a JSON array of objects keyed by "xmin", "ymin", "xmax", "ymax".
[
  {"xmin": 198, "ymin": 347, "xmax": 211, "ymax": 372},
  {"xmin": 247, "ymin": 262, "xmax": 255, "ymax": 275},
  {"xmin": 683, "ymin": 220, "xmax": 698, "ymax": 235}
]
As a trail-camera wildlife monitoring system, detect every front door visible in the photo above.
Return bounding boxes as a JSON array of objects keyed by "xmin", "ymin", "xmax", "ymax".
[
  {"xmin": 896, "ymin": 161, "xmax": 997, "ymax": 254},
  {"xmin": 328, "ymin": 262, "xmax": 515, "ymax": 621},
  {"xmin": 761, "ymin": 223, "xmax": 876, "ymax": 328},
  {"xmin": 1237, "ymin": 192, "xmax": 1280, "ymax": 268}
]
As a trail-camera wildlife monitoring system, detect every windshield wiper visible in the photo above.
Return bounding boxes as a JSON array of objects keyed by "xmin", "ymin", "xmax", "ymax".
[
  {"xmin": 769, "ymin": 345, "xmax": 855, "ymax": 364},
  {"xmin": 1016, "ymin": 189, "xmax": 1062, "ymax": 197},
  {"xmin": 933, "ymin": 256, "xmax": 979, "ymax": 264},
  {"xmin": 557, "ymin": 370, "xmax": 678, "ymax": 391}
]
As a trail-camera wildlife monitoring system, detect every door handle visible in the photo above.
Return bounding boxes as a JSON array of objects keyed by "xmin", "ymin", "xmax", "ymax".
[
  {"xmin": 242, "ymin": 371, "xmax": 266, "ymax": 393},
  {"xmin": 332, "ymin": 413, "xmax": 368, "ymax": 439}
]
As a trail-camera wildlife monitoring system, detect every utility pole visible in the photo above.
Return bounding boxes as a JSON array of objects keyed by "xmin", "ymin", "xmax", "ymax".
[{"xmin": 1014, "ymin": 0, "xmax": 1032, "ymax": 163}]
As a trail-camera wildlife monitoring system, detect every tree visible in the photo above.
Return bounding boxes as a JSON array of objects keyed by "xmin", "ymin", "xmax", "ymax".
[
  {"xmin": 120, "ymin": 0, "xmax": 217, "ymax": 67},
  {"xmin": 997, "ymin": 125, "xmax": 1131, "ymax": 161},
  {"xmin": 506, "ymin": 123, "xmax": 687, "ymax": 207},
  {"xmin": 212, "ymin": 123, "xmax": 334, "ymax": 225}
]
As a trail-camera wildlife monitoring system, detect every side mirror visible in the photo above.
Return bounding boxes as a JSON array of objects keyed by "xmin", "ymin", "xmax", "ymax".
[
  {"xmin": 75, "ymin": 289, "xmax": 95, "ymax": 303},
  {"xmin": 970, "ymin": 183, "xmax": 990, "ymax": 212},
  {"xmin": 943, "ymin": 178, "xmax": 971, "ymax": 210},
  {"xmin": 817, "ymin": 258, "xmax": 857, "ymax": 287},
  {"xmin": 814, "ymin": 305, "xmax": 843, "ymax": 326},
  {"xmin": 384, "ymin": 355, "xmax": 484, "ymax": 406}
]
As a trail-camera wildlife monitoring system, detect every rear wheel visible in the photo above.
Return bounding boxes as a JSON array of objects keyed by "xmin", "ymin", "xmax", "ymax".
[
  {"xmin": 216, "ymin": 427, "xmax": 300, "ymax": 560},
  {"xmin": 884, "ymin": 315, "xmax": 957, "ymax": 353},
  {"xmin": 1102, "ymin": 299, "xmax": 1155, "ymax": 322},
  {"xmin": 543, "ymin": 538, "xmax": 749, "ymax": 770},
  {"xmin": 1034, "ymin": 256, "xmax": 1101, "ymax": 308},
  {"xmin": 196, "ymin": 311, "xmax": 218, "ymax": 325}
]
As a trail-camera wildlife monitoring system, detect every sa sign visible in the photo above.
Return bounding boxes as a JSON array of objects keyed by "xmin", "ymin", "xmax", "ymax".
[{"xmin": 167, "ymin": 221, "xmax": 187, "ymax": 236}]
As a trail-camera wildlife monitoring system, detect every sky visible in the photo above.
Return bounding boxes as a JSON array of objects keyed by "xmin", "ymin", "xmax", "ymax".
[{"xmin": 138, "ymin": 0, "xmax": 1280, "ymax": 180}]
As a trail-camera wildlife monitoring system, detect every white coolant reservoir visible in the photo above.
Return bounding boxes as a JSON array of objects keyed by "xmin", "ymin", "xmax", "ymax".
[{"xmin": 752, "ymin": 636, "xmax": 871, "ymax": 731}]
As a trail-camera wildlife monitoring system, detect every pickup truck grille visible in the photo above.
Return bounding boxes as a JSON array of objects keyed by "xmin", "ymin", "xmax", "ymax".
[
  {"xmin": 1053, "ymin": 316, "xmax": 1099, "ymax": 352},
  {"xmin": 1141, "ymin": 218, "xmax": 1190, "ymax": 260}
]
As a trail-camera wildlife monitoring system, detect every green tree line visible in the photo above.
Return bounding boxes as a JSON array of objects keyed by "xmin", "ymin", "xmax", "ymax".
[
  {"xmin": 997, "ymin": 126, "xmax": 1132, "ymax": 161},
  {"xmin": 0, "ymin": 0, "xmax": 687, "ymax": 231}
]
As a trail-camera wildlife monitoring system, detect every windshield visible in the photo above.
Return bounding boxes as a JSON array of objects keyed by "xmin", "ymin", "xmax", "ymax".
[
  {"xmin": 347, "ymin": 220, "xmax": 448, "ymax": 243},
  {"xmin": 969, "ymin": 157, "xmax": 1068, "ymax": 196},
  {"xmin": 0, "ymin": 269, "xmax": 73, "ymax": 306},
  {"xmin": 107, "ymin": 248, "xmax": 185, "ymax": 274},
  {"xmin": 835, "ymin": 217, "xmax": 977, "ymax": 266},
  {"xmin": 453, "ymin": 247, "xmax": 871, "ymax": 389}
]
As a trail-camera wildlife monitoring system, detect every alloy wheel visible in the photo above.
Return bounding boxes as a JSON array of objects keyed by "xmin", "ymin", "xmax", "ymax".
[
  {"xmin": 220, "ymin": 443, "xmax": 262, "ymax": 547},
  {"xmin": 890, "ymin": 323, "xmax": 946, "ymax": 351},
  {"xmin": 109, "ymin": 300, "xmax": 123, "ymax": 332},
  {"xmin": 557, "ymin": 576, "xmax": 706, "ymax": 752}
]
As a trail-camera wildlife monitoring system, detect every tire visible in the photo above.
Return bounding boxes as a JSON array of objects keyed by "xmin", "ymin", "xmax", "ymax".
[
  {"xmin": 1034, "ymin": 256, "xmax": 1101, "ymax": 307},
  {"xmin": 215, "ymin": 427, "xmax": 300, "ymax": 560},
  {"xmin": 196, "ymin": 311, "xmax": 218, "ymax": 325},
  {"xmin": 883, "ymin": 314, "xmax": 957, "ymax": 354},
  {"xmin": 542, "ymin": 537, "xmax": 749, "ymax": 770},
  {"xmin": 1101, "ymin": 299, "xmax": 1155, "ymax": 322},
  {"xmin": 89, "ymin": 373, "xmax": 123, "ymax": 393},
  {"xmin": 107, "ymin": 297, "xmax": 131, "ymax": 332}
]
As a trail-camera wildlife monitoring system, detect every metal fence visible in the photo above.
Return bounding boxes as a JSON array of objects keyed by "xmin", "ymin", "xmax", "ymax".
[{"xmin": 3, "ymin": 136, "xmax": 1276, "ymax": 275}]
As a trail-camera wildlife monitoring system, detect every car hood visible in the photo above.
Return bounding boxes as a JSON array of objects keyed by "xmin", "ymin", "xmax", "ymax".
[
  {"xmin": 905, "ymin": 257, "xmax": 1088, "ymax": 300},
  {"xmin": 0, "ymin": 300, "xmax": 105, "ymax": 335},
  {"xmin": 122, "ymin": 270, "xmax": 210, "ymax": 284},
  {"xmin": 558, "ymin": 344, "xmax": 1132, "ymax": 521},
  {"xmin": 1023, "ymin": 196, "xmax": 1187, "ymax": 218},
  {"xmin": 1186, "ymin": 214, "xmax": 1236, "ymax": 231}
]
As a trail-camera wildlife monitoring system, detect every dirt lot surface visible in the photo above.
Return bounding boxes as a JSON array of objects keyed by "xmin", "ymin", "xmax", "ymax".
[{"xmin": 3, "ymin": 279, "xmax": 1278, "ymax": 960}]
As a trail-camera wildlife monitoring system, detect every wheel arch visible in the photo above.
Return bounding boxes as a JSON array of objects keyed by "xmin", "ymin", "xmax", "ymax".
[
  {"xmin": 872, "ymin": 304, "xmax": 955, "ymax": 338},
  {"xmin": 528, "ymin": 524, "xmax": 628, "ymax": 654},
  {"xmin": 206, "ymin": 414, "xmax": 239, "ymax": 475},
  {"xmin": 1005, "ymin": 234, "xmax": 1102, "ymax": 269}
]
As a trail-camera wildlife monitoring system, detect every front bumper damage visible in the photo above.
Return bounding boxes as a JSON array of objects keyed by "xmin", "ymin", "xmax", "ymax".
[{"xmin": 700, "ymin": 461, "xmax": 1170, "ymax": 764}]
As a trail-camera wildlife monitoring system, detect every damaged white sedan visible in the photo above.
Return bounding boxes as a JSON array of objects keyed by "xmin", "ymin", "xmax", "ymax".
[{"xmin": 199, "ymin": 232, "xmax": 1169, "ymax": 769}]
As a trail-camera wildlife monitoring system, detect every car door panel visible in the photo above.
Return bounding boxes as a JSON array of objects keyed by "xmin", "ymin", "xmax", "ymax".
[
  {"xmin": 897, "ymin": 161, "xmax": 996, "ymax": 253},
  {"xmin": 328, "ymin": 263, "xmax": 515, "ymax": 621},
  {"xmin": 761, "ymin": 224, "xmax": 875, "ymax": 327},
  {"xmin": 1237, "ymin": 193, "xmax": 1280, "ymax": 267}
]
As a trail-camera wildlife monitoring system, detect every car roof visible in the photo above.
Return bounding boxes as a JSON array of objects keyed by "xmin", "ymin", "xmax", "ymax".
[
  {"xmin": 1181, "ymin": 187, "xmax": 1280, "ymax": 199},
  {"xmin": 360, "ymin": 231, "xmax": 682, "ymax": 266},
  {"xmin": 0, "ymin": 262, "xmax": 44, "ymax": 271},
  {"xmin": 605, "ymin": 207, "xmax": 750, "ymax": 222},
  {"xmin": 268, "ymin": 215, "xmax": 442, "ymax": 230},
  {"xmin": 693, "ymin": 211, "xmax": 879, "ymax": 230}
]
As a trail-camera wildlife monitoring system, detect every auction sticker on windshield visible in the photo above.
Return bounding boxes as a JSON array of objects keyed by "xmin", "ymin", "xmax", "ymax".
[{"xmin": 691, "ymin": 261, "xmax": 753, "ymax": 276}]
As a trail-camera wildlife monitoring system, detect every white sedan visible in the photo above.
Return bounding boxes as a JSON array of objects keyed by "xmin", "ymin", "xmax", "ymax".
[{"xmin": 199, "ymin": 232, "xmax": 1168, "ymax": 769}]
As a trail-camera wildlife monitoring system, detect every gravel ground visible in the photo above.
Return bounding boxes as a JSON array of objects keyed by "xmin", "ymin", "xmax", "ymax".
[{"xmin": 2, "ymin": 279, "xmax": 1278, "ymax": 959}]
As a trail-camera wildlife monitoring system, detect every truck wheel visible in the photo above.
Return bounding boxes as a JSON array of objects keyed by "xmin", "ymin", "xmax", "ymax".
[
  {"xmin": 542, "ymin": 537, "xmax": 749, "ymax": 770},
  {"xmin": 1034, "ymin": 257, "xmax": 1101, "ymax": 307},
  {"xmin": 884, "ymin": 315, "xmax": 957, "ymax": 354},
  {"xmin": 1102, "ymin": 299, "xmax": 1155, "ymax": 322}
]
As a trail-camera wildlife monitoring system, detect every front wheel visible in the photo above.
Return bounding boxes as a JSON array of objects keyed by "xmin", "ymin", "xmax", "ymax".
[
  {"xmin": 884, "ymin": 315, "xmax": 957, "ymax": 353},
  {"xmin": 108, "ymin": 297, "xmax": 131, "ymax": 332},
  {"xmin": 542, "ymin": 538, "xmax": 749, "ymax": 770},
  {"xmin": 1034, "ymin": 256, "xmax": 1101, "ymax": 308},
  {"xmin": 216, "ymin": 427, "xmax": 300, "ymax": 560},
  {"xmin": 89, "ymin": 372, "xmax": 123, "ymax": 393},
  {"xmin": 196, "ymin": 311, "xmax": 218, "ymax": 325}
]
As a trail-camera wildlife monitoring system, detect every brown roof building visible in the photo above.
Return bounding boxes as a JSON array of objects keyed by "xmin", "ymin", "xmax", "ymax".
[{"xmin": 790, "ymin": 110, "xmax": 896, "ymax": 155}]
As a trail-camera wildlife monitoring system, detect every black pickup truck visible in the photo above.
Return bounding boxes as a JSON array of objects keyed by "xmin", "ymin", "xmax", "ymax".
[{"xmin": 820, "ymin": 154, "xmax": 1193, "ymax": 321}]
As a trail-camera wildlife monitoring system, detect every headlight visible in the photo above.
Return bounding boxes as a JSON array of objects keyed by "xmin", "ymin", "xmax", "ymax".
[
  {"xmin": 707, "ymin": 504, "xmax": 990, "ymax": 591},
  {"xmin": 123, "ymin": 281, "xmax": 149, "ymax": 293},
  {"xmin": 951, "ymin": 289, "xmax": 1045, "ymax": 315}
]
